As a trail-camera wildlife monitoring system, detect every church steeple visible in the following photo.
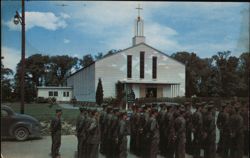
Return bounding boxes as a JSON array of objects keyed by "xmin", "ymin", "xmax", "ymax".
[{"xmin": 133, "ymin": 4, "xmax": 145, "ymax": 46}]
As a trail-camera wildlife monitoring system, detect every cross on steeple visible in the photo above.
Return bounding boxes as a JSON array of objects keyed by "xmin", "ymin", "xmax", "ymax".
[{"xmin": 136, "ymin": 4, "xmax": 143, "ymax": 18}]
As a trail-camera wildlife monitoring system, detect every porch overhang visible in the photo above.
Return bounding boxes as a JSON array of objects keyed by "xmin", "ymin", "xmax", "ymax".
[{"xmin": 118, "ymin": 80, "xmax": 180, "ymax": 85}]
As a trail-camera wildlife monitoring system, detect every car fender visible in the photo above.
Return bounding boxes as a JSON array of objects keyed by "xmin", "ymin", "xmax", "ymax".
[{"xmin": 9, "ymin": 122, "xmax": 32, "ymax": 136}]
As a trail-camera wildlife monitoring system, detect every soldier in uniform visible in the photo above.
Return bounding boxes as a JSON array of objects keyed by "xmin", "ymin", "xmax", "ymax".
[
  {"xmin": 145, "ymin": 107, "xmax": 160, "ymax": 158},
  {"xmin": 174, "ymin": 106, "xmax": 186, "ymax": 158},
  {"xmin": 229, "ymin": 104, "xmax": 244, "ymax": 158},
  {"xmin": 78, "ymin": 108, "xmax": 90, "ymax": 158},
  {"xmin": 76, "ymin": 107, "xmax": 85, "ymax": 158},
  {"xmin": 192, "ymin": 102, "xmax": 203, "ymax": 158},
  {"xmin": 202, "ymin": 104, "xmax": 216, "ymax": 158},
  {"xmin": 129, "ymin": 106, "xmax": 137, "ymax": 154},
  {"xmin": 99, "ymin": 104, "xmax": 107, "ymax": 154},
  {"xmin": 50, "ymin": 109, "xmax": 62, "ymax": 158},
  {"xmin": 240, "ymin": 103, "xmax": 249, "ymax": 156},
  {"xmin": 107, "ymin": 108, "xmax": 120, "ymax": 158},
  {"xmin": 117, "ymin": 110, "xmax": 129, "ymax": 158},
  {"xmin": 102, "ymin": 106, "xmax": 113, "ymax": 156},
  {"xmin": 164, "ymin": 104, "xmax": 176, "ymax": 158},
  {"xmin": 86, "ymin": 109, "xmax": 100, "ymax": 158},
  {"xmin": 216, "ymin": 103, "xmax": 230, "ymax": 158},
  {"xmin": 157, "ymin": 103, "xmax": 167, "ymax": 156},
  {"xmin": 183, "ymin": 102, "xmax": 192, "ymax": 155}
]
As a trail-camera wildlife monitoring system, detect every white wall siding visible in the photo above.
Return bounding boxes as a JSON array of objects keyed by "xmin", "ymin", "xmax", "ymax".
[
  {"xmin": 67, "ymin": 64, "xmax": 95, "ymax": 102},
  {"xmin": 95, "ymin": 43, "xmax": 185, "ymax": 98},
  {"xmin": 37, "ymin": 88, "xmax": 72, "ymax": 101}
]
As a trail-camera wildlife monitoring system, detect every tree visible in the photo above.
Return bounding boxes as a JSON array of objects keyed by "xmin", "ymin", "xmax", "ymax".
[
  {"xmin": 95, "ymin": 52, "xmax": 103, "ymax": 60},
  {"xmin": 1, "ymin": 57, "xmax": 14, "ymax": 101},
  {"xmin": 116, "ymin": 81, "xmax": 125, "ymax": 107},
  {"xmin": 80, "ymin": 54, "xmax": 94, "ymax": 68},
  {"xmin": 96, "ymin": 78, "xmax": 104, "ymax": 106},
  {"xmin": 49, "ymin": 55, "xmax": 78, "ymax": 86}
]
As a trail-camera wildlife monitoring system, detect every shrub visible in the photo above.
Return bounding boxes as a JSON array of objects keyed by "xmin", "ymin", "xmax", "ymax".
[{"xmin": 36, "ymin": 97, "xmax": 49, "ymax": 103}]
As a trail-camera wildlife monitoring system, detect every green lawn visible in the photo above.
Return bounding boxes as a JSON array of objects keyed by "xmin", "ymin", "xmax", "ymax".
[{"xmin": 3, "ymin": 102, "xmax": 79, "ymax": 124}]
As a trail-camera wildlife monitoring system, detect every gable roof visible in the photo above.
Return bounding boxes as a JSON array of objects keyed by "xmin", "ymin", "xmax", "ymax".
[{"xmin": 67, "ymin": 42, "xmax": 185, "ymax": 79}]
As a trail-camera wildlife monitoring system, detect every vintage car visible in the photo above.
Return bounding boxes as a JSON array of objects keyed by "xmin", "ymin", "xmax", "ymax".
[{"xmin": 1, "ymin": 105, "xmax": 42, "ymax": 141}]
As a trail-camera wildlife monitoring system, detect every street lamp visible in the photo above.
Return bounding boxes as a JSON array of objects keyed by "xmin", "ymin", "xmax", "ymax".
[{"xmin": 13, "ymin": 0, "xmax": 25, "ymax": 114}]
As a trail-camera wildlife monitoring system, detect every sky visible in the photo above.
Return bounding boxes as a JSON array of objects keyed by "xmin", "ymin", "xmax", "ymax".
[{"xmin": 1, "ymin": 1, "xmax": 249, "ymax": 73}]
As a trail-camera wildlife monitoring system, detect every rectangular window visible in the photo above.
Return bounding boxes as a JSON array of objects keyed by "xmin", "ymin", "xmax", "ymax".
[
  {"xmin": 63, "ymin": 91, "xmax": 69, "ymax": 97},
  {"xmin": 140, "ymin": 51, "xmax": 145, "ymax": 78},
  {"xmin": 127, "ymin": 55, "xmax": 132, "ymax": 78},
  {"xmin": 54, "ymin": 91, "xmax": 58, "ymax": 97},
  {"xmin": 49, "ymin": 91, "xmax": 53, "ymax": 97},
  {"xmin": 152, "ymin": 56, "xmax": 157, "ymax": 79}
]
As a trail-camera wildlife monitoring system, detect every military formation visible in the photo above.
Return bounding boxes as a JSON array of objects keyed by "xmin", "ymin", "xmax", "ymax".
[{"xmin": 49, "ymin": 100, "xmax": 249, "ymax": 158}]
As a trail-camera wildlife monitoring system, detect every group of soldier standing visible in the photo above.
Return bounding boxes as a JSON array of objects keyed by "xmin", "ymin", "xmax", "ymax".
[{"xmin": 50, "ymin": 100, "xmax": 249, "ymax": 158}]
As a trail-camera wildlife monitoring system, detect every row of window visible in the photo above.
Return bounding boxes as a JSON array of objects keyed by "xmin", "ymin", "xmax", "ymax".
[
  {"xmin": 127, "ymin": 52, "xmax": 157, "ymax": 79},
  {"xmin": 48, "ymin": 91, "xmax": 70, "ymax": 97}
]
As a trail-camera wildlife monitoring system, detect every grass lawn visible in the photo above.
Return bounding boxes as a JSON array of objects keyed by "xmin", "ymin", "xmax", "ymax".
[{"xmin": 3, "ymin": 102, "xmax": 79, "ymax": 124}]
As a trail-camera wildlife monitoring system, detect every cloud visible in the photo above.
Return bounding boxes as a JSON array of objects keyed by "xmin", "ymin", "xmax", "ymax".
[
  {"xmin": 1, "ymin": 46, "xmax": 21, "ymax": 72},
  {"xmin": 4, "ymin": 11, "xmax": 69, "ymax": 31},
  {"xmin": 63, "ymin": 38, "xmax": 70, "ymax": 44}
]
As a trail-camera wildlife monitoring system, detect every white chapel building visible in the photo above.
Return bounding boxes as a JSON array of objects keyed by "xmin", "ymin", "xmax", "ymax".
[{"xmin": 65, "ymin": 13, "xmax": 186, "ymax": 102}]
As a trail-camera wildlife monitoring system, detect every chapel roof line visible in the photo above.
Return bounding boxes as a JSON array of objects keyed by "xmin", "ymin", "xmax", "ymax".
[{"xmin": 67, "ymin": 42, "xmax": 185, "ymax": 79}]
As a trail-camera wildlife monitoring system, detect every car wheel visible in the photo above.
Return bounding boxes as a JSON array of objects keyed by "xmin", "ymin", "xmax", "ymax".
[{"xmin": 14, "ymin": 127, "xmax": 29, "ymax": 141}]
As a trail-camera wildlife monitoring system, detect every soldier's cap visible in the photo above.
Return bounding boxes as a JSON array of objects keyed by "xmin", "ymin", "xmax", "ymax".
[
  {"xmin": 234, "ymin": 104, "xmax": 241, "ymax": 110},
  {"xmin": 179, "ymin": 107, "xmax": 186, "ymax": 113},
  {"xmin": 151, "ymin": 107, "xmax": 158, "ymax": 113},
  {"xmin": 102, "ymin": 103, "xmax": 108, "ymax": 108},
  {"xmin": 113, "ymin": 107, "xmax": 120, "ymax": 112},
  {"xmin": 221, "ymin": 103, "xmax": 227, "ymax": 107},
  {"xmin": 119, "ymin": 109, "xmax": 127, "ymax": 115},
  {"xmin": 209, "ymin": 100, "xmax": 214, "ymax": 104},
  {"xmin": 159, "ymin": 103, "xmax": 166, "ymax": 107},
  {"xmin": 184, "ymin": 102, "xmax": 191, "ymax": 106},
  {"xmin": 201, "ymin": 102, "xmax": 207, "ymax": 106},
  {"xmin": 56, "ymin": 108, "xmax": 62, "ymax": 113},
  {"xmin": 207, "ymin": 104, "xmax": 214, "ymax": 110}
]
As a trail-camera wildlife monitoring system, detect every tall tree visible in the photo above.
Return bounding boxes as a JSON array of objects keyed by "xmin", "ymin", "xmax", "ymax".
[
  {"xmin": 80, "ymin": 54, "xmax": 94, "ymax": 68},
  {"xmin": 96, "ymin": 78, "xmax": 104, "ymax": 106},
  {"xmin": 49, "ymin": 55, "xmax": 78, "ymax": 86},
  {"xmin": 1, "ymin": 57, "xmax": 14, "ymax": 101}
]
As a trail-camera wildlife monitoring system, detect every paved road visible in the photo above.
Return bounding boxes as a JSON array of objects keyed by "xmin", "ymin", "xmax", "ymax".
[
  {"xmin": 1, "ymin": 135, "xmax": 193, "ymax": 158},
  {"xmin": 1, "ymin": 135, "xmax": 249, "ymax": 158}
]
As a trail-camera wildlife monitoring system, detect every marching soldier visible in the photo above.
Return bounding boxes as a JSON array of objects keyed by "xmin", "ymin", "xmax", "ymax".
[
  {"xmin": 202, "ymin": 104, "xmax": 216, "ymax": 158},
  {"xmin": 50, "ymin": 109, "xmax": 62, "ymax": 158},
  {"xmin": 129, "ymin": 106, "xmax": 137, "ymax": 154},
  {"xmin": 174, "ymin": 106, "xmax": 186, "ymax": 158},
  {"xmin": 191, "ymin": 103, "xmax": 203, "ymax": 158},
  {"xmin": 229, "ymin": 104, "xmax": 244, "ymax": 158},
  {"xmin": 86, "ymin": 109, "xmax": 100, "ymax": 158}
]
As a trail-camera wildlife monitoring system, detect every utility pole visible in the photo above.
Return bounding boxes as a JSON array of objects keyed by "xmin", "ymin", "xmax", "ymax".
[
  {"xmin": 20, "ymin": 0, "xmax": 25, "ymax": 114},
  {"xmin": 14, "ymin": 0, "xmax": 25, "ymax": 114}
]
